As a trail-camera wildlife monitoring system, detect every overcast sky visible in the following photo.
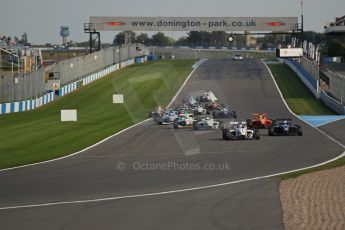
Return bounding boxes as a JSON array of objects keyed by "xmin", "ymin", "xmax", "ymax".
[{"xmin": 1, "ymin": 0, "xmax": 344, "ymax": 44}]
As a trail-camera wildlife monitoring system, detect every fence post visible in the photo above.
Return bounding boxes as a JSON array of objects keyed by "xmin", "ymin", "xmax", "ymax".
[{"xmin": 1, "ymin": 75, "xmax": 4, "ymax": 103}]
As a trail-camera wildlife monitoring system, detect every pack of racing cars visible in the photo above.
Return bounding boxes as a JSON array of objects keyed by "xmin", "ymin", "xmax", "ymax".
[
  {"xmin": 149, "ymin": 91, "xmax": 303, "ymax": 140},
  {"xmin": 149, "ymin": 91, "xmax": 236, "ymax": 130}
]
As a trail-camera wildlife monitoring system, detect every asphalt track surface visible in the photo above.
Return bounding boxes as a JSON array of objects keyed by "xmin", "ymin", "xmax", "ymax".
[{"xmin": 0, "ymin": 59, "xmax": 343, "ymax": 229}]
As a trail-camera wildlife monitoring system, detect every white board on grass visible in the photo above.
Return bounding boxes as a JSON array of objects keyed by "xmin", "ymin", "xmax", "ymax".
[
  {"xmin": 61, "ymin": 110, "xmax": 77, "ymax": 121},
  {"xmin": 113, "ymin": 94, "xmax": 124, "ymax": 104}
]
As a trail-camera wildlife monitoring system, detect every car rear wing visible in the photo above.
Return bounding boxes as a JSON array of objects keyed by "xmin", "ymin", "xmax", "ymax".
[
  {"xmin": 206, "ymin": 91, "xmax": 218, "ymax": 102},
  {"xmin": 274, "ymin": 118, "xmax": 292, "ymax": 122},
  {"xmin": 252, "ymin": 113, "xmax": 267, "ymax": 116}
]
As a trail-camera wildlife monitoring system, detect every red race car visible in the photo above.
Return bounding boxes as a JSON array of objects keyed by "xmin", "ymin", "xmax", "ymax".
[{"xmin": 247, "ymin": 113, "xmax": 273, "ymax": 129}]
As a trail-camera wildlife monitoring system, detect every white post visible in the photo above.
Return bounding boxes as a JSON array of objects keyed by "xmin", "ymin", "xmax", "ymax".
[{"xmin": 11, "ymin": 53, "xmax": 13, "ymax": 78}]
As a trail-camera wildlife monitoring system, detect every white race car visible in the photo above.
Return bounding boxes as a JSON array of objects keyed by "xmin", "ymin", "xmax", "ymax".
[
  {"xmin": 233, "ymin": 54, "xmax": 243, "ymax": 60},
  {"xmin": 222, "ymin": 121, "xmax": 260, "ymax": 140},
  {"xmin": 193, "ymin": 116, "xmax": 220, "ymax": 130}
]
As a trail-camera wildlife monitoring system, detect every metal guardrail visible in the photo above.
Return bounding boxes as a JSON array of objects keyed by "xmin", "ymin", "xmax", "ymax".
[
  {"xmin": 284, "ymin": 58, "xmax": 319, "ymax": 98},
  {"xmin": 285, "ymin": 58, "xmax": 345, "ymax": 114},
  {"xmin": 320, "ymin": 91, "xmax": 345, "ymax": 114}
]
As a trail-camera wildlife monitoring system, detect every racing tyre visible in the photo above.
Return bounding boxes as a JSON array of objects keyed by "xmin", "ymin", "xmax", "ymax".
[
  {"xmin": 222, "ymin": 129, "xmax": 229, "ymax": 140},
  {"xmin": 173, "ymin": 123, "xmax": 179, "ymax": 129},
  {"xmin": 268, "ymin": 127, "xmax": 274, "ymax": 136},
  {"xmin": 193, "ymin": 121, "xmax": 199, "ymax": 130},
  {"xmin": 246, "ymin": 119, "xmax": 252, "ymax": 128},
  {"xmin": 288, "ymin": 127, "xmax": 297, "ymax": 136},
  {"xmin": 297, "ymin": 126, "xmax": 303, "ymax": 136},
  {"xmin": 228, "ymin": 133, "xmax": 236, "ymax": 140},
  {"xmin": 254, "ymin": 130, "xmax": 260, "ymax": 140}
]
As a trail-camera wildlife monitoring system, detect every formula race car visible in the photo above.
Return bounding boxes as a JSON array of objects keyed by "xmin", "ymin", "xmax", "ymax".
[
  {"xmin": 197, "ymin": 91, "xmax": 218, "ymax": 103},
  {"xmin": 268, "ymin": 119, "xmax": 303, "ymax": 136},
  {"xmin": 205, "ymin": 101, "xmax": 223, "ymax": 111},
  {"xmin": 222, "ymin": 121, "xmax": 260, "ymax": 140},
  {"xmin": 150, "ymin": 107, "xmax": 178, "ymax": 125},
  {"xmin": 212, "ymin": 107, "xmax": 237, "ymax": 119},
  {"xmin": 149, "ymin": 106, "xmax": 164, "ymax": 118},
  {"xmin": 193, "ymin": 116, "xmax": 220, "ymax": 130},
  {"xmin": 233, "ymin": 54, "xmax": 243, "ymax": 60},
  {"xmin": 173, "ymin": 114, "xmax": 194, "ymax": 129},
  {"xmin": 247, "ymin": 113, "xmax": 273, "ymax": 129},
  {"xmin": 159, "ymin": 110, "xmax": 179, "ymax": 125},
  {"xmin": 192, "ymin": 105, "xmax": 207, "ymax": 115}
]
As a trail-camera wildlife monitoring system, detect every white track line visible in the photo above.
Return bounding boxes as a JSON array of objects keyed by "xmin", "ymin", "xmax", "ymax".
[
  {"xmin": 0, "ymin": 150, "xmax": 344, "ymax": 211},
  {"xmin": 0, "ymin": 119, "xmax": 149, "ymax": 172},
  {"xmin": 0, "ymin": 60, "xmax": 205, "ymax": 173},
  {"xmin": 166, "ymin": 59, "xmax": 206, "ymax": 108},
  {"xmin": 316, "ymin": 116, "xmax": 345, "ymax": 127},
  {"xmin": 0, "ymin": 59, "xmax": 344, "ymax": 211}
]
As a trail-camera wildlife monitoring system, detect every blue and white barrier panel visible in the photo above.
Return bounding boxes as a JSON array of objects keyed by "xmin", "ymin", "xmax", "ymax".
[
  {"xmin": 0, "ymin": 92, "xmax": 55, "ymax": 115},
  {"xmin": 0, "ymin": 61, "xmax": 129, "ymax": 115},
  {"xmin": 81, "ymin": 62, "xmax": 127, "ymax": 87},
  {"xmin": 135, "ymin": 56, "xmax": 148, "ymax": 64},
  {"xmin": 284, "ymin": 58, "xmax": 319, "ymax": 98},
  {"xmin": 58, "ymin": 81, "xmax": 78, "ymax": 96}
]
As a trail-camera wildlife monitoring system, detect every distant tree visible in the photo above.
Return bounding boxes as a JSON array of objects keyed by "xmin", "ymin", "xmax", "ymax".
[
  {"xmin": 301, "ymin": 31, "xmax": 326, "ymax": 44},
  {"xmin": 21, "ymin": 33, "xmax": 28, "ymax": 45},
  {"xmin": 13, "ymin": 36, "xmax": 19, "ymax": 44},
  {"xmin": 186, "ymin": 31, "xmax": 209, "ymax": 47},
  {"xmin": 328, "ymin": 40, "xmax": 345, "ymax": 56},
  {"xmin": 135, "ymin": 33, "xmax": 151, "ymax": 45},
  {"xmin": 76, "ymin": 41, "xmax": 90, "ymax": 47},
  {"xmin": 151, "ymin": 32, "xmax": 173, "ymax": 46},
  {"xmin": 113, "ymin": 32, "xmax": 125, "ymax": 45},
  {"xmin": 113, "ymin": 31, "xmax": 136, "ymax": 45},
  {"xmin": 232, "ymin": 34, "xmax": 245, "ymax": 48},
  {"xmin": 176, "ymin": 36, "xmax": 188, "ymax": 46},
  {"xmin": 209, "ymin": 31, "xmax": 228, "ymax": 47}
]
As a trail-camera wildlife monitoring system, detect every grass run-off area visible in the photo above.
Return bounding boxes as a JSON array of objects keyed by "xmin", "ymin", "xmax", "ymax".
[
  {"xmin": 267, "ymin": 63, "xmax": 336, "ymax": 115},
  {"xmin": 267, "ymin": 63, "xmax": 344, "ymax": 179},
  {"xmin": 0, "ymin": 60, "xmax": 194, "ymax": 169}
]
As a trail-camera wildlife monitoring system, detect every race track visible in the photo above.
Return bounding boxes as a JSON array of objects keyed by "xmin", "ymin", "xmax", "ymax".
[{"xmin": 0, "ymin": 59, "xmax": 343, "ymax": 230}]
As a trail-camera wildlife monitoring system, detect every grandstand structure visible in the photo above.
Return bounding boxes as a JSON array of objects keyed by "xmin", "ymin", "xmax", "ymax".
[
  {"xmin": 324, "ymin": 15, "xmax": 345, "ymax": 39},
  {"xmin": 319, "ymin": 15, "xmax": 345, "ymax": 107}
]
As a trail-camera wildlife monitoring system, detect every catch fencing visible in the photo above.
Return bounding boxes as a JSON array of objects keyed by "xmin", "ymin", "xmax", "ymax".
[{"xmin": 0, "ymin": 44, "xmax": 149, "ymax": 104}]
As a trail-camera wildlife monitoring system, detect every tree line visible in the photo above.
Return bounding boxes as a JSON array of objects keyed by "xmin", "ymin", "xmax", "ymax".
[{"xmin": 113, "ymin": 31, "xmax": 344, "ymax": 57}]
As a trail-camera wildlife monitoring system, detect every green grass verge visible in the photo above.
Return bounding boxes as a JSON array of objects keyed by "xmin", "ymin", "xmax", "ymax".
[
  {"xmin": 279, "ymin": 157, "xmax": 345, "ymax": 180},
  {"xmin": 0, "ymin": 60, "xmax": 194, "ymax": 169},
  {"xmin": 268, "ymin": 64, "xmax": 336, "ymax": 115},
  {"xmin": 263, "ymin": 58, "xmax": 279, "ymax": 62},
  {"xmin": 267, "ymin": 63, "xmax": 344, "ymax": 180}
]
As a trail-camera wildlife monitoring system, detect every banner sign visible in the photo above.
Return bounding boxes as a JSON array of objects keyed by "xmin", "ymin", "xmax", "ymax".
[
  {"xmin": 90, "ymin": 17, "xmax": 298, "ymax": 32},
  {"xmin": 276, "ymin": 48, "xmax": 303, "ymax": 58}
]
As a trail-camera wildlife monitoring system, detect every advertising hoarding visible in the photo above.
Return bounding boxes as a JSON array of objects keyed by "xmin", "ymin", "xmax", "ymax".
[{"xmin": 90, "ymin": 17, "xmax": 298, "ymax": 32}]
